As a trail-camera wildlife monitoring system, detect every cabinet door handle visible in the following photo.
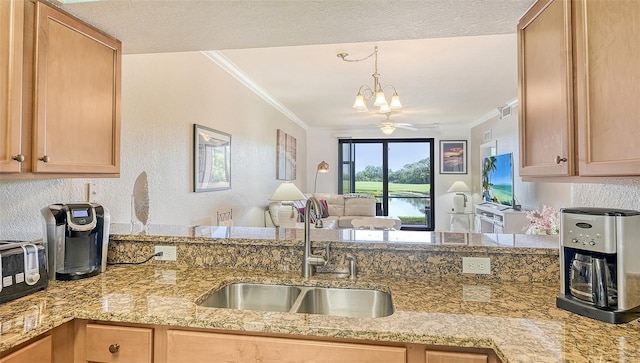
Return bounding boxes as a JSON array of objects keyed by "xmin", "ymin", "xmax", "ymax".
[
  {"xmin": 38, "ymin": 155, "xmax": 50, "ymax": 163},
  {"xmin": 12, "ymin": 154, "xmax": 25, "ymax": 162},
  {"xmin": 555, "ymin": 156, "xmax": 567, "ymax": 164},
  {"xmin": 108, "ymin": 343, "xmax": 120, "ymax": 353}
]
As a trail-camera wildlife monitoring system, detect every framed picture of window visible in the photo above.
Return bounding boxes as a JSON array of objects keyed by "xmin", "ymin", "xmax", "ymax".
[
  {"xmin": 193, "ymin": 124, "xmax": 231, "ymax": 192},
  {"xmin": 440, "ymin": 140, "xmax": 467, "ymax": 174},
  {"xmin": 277, "ymin": 129, "xmax": 296, "ymax": 180}
]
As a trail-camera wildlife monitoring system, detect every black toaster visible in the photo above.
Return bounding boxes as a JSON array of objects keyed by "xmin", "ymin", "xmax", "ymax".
[{"xmin": 0, "ymin": 241, "xmax": 48, "ymax": 304}]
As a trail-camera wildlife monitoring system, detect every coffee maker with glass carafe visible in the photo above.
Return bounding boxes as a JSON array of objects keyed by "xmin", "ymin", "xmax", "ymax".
[{"xmin": 557, "ymin": 208, "xmax": 640, "ymax": 323}]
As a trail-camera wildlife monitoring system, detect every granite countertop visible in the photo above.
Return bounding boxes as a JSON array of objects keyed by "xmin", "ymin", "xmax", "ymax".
[
  {"xmin": 109, "ymin": 223, "xmax": 560, "ymax": 254},
  {"xmin": 1, "ymin": 264, "xmax": 638, "ymax": 362}
]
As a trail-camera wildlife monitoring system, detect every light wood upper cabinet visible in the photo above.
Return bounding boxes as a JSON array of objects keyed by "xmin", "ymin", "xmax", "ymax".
[
  {"xmin": 574, "ymin": 0, "xmax": 640, "ymax": 176},
  {"xmin": 0, "ymin": 0, "xmax": 24, "ymax": 173},
  {"xmin": 0, "ymin": 335, "xmax": 51, "ymax": 363},
  {"xmin": 518, "ymin": 0, "xmax": 574, "ymax": 177},
  {"xmin": 32, "ymin": 1, "xmax": 121, "ymax": 174},
  {"xmin": 518, "ymin": 0, "xmax": 640, "ymax": 178}
]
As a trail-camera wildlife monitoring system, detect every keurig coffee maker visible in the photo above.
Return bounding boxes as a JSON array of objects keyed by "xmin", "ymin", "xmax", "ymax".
[
  {"xmin": 557, "ymin": 207, "xmax": 640, "ymax": 323},
  {"xmin": 41, "ymin": 203, "xmax": 110, "ymax": 280}
]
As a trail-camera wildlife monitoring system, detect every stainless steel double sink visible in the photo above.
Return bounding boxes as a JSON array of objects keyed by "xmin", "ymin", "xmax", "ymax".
[{"xmin": 198, "ymin": 283, "xmax": 394, "ymax": 318}]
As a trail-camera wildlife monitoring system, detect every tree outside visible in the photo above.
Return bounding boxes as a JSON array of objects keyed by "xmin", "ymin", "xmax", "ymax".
[{"xmin": 353, "ymin": 158, "xmax": 431, "ymax": 225}]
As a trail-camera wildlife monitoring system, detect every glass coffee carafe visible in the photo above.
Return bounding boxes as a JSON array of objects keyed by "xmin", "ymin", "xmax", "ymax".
[{"xmin": 570, "ymin": 253, "xmax": 617, "ymax": 308}]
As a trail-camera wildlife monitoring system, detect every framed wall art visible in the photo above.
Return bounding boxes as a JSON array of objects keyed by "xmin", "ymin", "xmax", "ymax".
[
  {"xmin": 440, "ymin": 140, "xmax": 467, "ymax": 174},
  {"xmin": 277, "ymin": 129, "xmax": 296, "ymax": 180},
  {"xmin": 193, "ymin": 124, "xmax": 231, "ymax": 192}
]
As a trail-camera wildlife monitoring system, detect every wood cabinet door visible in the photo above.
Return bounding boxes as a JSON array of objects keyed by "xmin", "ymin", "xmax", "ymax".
[
  {"xmin": 426, "ymin": 350, "xmax": 487, "ymax": 363},
  {"xmin": 574, "ymin": 0, "xmax": 640, "ymax": 176},
  {"xmin": 0, "ymin": 0, "xmax": 23, "ymax": 173},
  {"xmin": 33, "ymin": 2, "xmax": 121, "ymax": 174},
  {"xmin": 167, "ymin": 330, "xmax": 407, "ymax": 363},
  {"xmin": 84, "ymin": 324, "xmax": 152, "ymax": 363},
  {"xmin": 517, "ymin": 0, "xmax": 575, "ymax": 177},
  {"xmin": 0, "ymin": 335, "xmax": 51, "ymax": 363}
]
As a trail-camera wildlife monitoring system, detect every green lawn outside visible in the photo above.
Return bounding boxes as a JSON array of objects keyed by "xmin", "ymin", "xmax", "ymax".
[{"xmin": 354, "ymin": 181, "xmax": 430, "ymax": 196}]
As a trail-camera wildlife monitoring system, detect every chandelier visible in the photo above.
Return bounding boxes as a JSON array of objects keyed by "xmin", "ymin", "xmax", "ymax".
[{"xmin": 337, "ymin": 46, "xmax": 403, "ymax": 113}]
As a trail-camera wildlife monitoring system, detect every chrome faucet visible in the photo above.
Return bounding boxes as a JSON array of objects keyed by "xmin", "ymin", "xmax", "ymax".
[
  {"xmin": 346, "ymin": 253, "xmax": 357, "ymax": 280},
  {"xmin": 303, "ymin": 197, "xmax": 328, "ymax": 278}
]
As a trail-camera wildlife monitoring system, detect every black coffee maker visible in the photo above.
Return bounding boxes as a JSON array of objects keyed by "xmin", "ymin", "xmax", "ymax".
[
  {"xmin": 41, "ymin": 203, "xmax": 110, "ymax": 280},
  {"xmin": 557, "ymin": 208, "xmax": 640, "ymax": 323}
]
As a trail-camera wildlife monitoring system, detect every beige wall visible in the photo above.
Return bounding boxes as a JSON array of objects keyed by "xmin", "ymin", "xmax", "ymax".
[
  {"xmin": 470, "ymin": 105, "xmax": 572, "ymax": 211},
  {"xmin": 0, "ymin": 52, "xmax": 306, "ymax": 238}
]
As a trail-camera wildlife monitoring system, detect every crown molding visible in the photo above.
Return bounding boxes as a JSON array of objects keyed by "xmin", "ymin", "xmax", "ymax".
[
  {"xmin": 202, "ymin": 51, "xmax": 309, "ymax": 131},
  {"xmin": 468, "ymin": 97, "xmax": 519, "ymax": 128}
]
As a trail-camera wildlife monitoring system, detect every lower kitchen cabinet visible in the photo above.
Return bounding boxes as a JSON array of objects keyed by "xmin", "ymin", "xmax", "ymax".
[
  {"xmin": 426, "ymin": 350, "xmax": 488, "ymax": 363},
  {"xmin": 166, "ymin": 330, "xmax": 407, "ymax": 363},
  {"xmin": 0, "ymin": 335, "xmax": 51, "ymax": 363},
  {"xmin": 83, "ymin": 324, "xmax": 152, "ymax": 363},
  {"xmin": 62, "ymin": 320, "xmax": 501, "ymax": 363}
]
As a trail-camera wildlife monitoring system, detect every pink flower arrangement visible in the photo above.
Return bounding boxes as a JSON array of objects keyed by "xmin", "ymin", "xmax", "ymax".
[{"xmin": 523, "ymin": 205, "xmax": 560, "ymax": 235}]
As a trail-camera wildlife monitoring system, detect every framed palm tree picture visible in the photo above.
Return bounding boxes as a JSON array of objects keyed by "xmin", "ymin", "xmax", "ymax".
[{"xmin": 440, "ymin": 140, "xmax": 467, "ymax": 174}]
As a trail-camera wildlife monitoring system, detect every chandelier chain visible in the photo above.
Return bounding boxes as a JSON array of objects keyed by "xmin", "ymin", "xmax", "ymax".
[{"xmin": 337, "ymin": 46, "xmax": 378, "ymax": 63}]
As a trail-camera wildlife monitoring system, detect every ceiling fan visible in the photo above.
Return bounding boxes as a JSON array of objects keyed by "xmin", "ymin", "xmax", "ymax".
[{"xmin": 374, "ymin": 114, "xmax": 417, "ymax": 135}]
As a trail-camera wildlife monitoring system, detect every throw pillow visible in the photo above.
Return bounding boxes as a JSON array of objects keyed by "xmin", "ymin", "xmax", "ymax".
[
  {"xmin": 319, "ymin": 199, "xmax": 330, "ymax": 218},
  {"xmin": 297, "ymin": 207, "xmax": 315, "ymax": 223}
]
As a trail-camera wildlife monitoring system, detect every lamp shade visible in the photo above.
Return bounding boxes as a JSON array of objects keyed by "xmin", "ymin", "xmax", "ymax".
[
  {"xmin": 390, "ymin": 92, "xmax": 402, "ymax": 109},
  {"xmin": 317, "ymin": 161, "xmax": 330, "ymax": 173},
  {"xmin": 373, "ymin": 90, "xmax": 387, "ymax": 107},
  {"xmin": 269, "ymin": 182, "xmax": 305, "ymax": 202},
  {"xmin": 378, "ymin": 103, "xmax": 391, "ymax": 114},
  {"xmin": 352, "ymin": 93, "xmax": 367, "ymax": 112},
  {"xmin": 447, "ymin": 181, "xmax": 471, "ymax": 193}
]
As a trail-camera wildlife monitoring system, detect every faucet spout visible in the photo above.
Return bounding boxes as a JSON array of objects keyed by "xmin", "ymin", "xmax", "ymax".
[{"xmin": 303, "ymin": 197, "xmax": 327, "ymax": 278}]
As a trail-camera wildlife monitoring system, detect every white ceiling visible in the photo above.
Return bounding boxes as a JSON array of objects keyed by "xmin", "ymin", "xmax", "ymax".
[{"xmin": 60, "ymin": 0, "xmax": 535, "ymax": 132}]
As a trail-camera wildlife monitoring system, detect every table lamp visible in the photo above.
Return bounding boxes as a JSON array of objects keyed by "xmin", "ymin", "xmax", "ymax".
[
  {"xmin": 447, "ymin": 181, "xmax": 471, "ymax": 213},
  {"xmin": 268, "ymin": 182, "xmax": 306, "ymax": 227}
]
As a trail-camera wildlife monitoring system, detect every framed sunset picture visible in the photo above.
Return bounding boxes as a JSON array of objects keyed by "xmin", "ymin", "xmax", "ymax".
[{"xmin": 440, "ymin": 140, "xmax": 467, "ymax": 174}]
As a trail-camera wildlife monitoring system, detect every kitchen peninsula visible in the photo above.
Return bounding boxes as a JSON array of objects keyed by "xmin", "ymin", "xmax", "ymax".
[{"xmin": 1, "ymin": 226, "xmax": 638, "ymax": 362}]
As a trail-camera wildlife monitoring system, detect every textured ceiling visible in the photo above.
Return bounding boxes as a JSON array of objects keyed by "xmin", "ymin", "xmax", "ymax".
[
  {"xmin": 60, "ymin": 0, "xmax": 535, "ymax": 131},
  {"xmin": 218, "ymin": 34, "xmax": 518, "ymax": 130}
]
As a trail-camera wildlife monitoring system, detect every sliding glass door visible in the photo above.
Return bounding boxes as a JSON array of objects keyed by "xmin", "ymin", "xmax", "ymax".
[{"xmin": 339, "ymin": 138, "xmax": 434, "ymax": 230}]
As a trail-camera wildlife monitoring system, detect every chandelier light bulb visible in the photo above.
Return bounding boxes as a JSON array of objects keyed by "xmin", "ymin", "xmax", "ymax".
[
  {"xmin": 380, "ymin": 125, "xmax": 395, "ymax": 135},
  {"xmin": 390, "ymin": 92, "xmax": 403, "ymax": 110},
  {"xmin": 378, "ymin": 103, "xmax": 391, "ymax": 114},
  {"xmin": 352, "ymin": 93, "xmax": 366, "ymax": 110},
  {"xmin": 373, "ymin": 90, "xmax": 387, "ymax": 107}
]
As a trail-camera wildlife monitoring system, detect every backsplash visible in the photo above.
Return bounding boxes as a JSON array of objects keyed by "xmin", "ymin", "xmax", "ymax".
[
  {"xmin": 572, "ymin": 182, "xmax": 640, "ymax": 210},
  {"xmin": 108, "ymin": 229, "xmax": 560, "ymax": 283}
]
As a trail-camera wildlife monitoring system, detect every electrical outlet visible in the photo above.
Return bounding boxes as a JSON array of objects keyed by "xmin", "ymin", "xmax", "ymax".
[
  {"xmin": 155, "ymin": 246, "xmax": 176, "ymax": 261},
  {"xmin": 87, "ymin": 183, "xmax": 99, "ymax": 203},
  {"xmin": 462, "ymin": 257, "xmax": 491, "ymax": 274}
]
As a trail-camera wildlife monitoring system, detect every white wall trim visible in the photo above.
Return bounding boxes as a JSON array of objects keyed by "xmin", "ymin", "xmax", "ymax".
[
  {"xmin": 202, "ymin": 50, "xmax": 309, "ymax": 131},
  {"xmin": 467, "ymin": 97, "xmax": 519, "ymax": 128}
]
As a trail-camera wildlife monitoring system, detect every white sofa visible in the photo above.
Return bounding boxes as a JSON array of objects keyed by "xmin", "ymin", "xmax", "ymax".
[{"xmin": 266, "ymin": 193, "xmax": 401, "ymax": 230}]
